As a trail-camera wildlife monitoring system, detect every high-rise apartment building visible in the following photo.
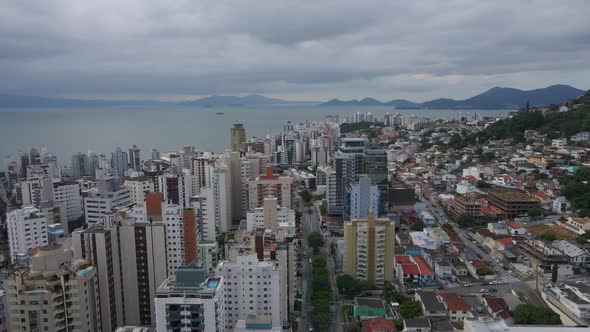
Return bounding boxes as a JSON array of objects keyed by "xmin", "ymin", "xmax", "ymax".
[
  {"xmin": 5, "ymin": 244, "xmax": 101, "ymax": 331},
  {"xmin": 343, "ymin": 213, "xmax": 395, "ymax": 287},
  {"xmin": 192, "ymin": 188, "xmax": 217, "ymax": 242},
  {"xmin": 230, "ymin": 123, "xmax": 246, "ymax": 152},
  {"xmin": 84, "ymin": 175, "xmax": 133, "ymax": 224},
  {"xmin": 247, "ymin": 165, "xmax": 293, "ymax": 210},
  {"xmin": 216, "ymin": 254, "xmax": 284, "ymax": 330},
  {"xmin": 155, "ymin": 266, "xmax": 225, "ymax": 332},
  {"xmin": 118, "ymin": 217, "xmax": 168, "ymax": 326},
  {"xmin": 71, "ymin": 152, "xmax": 89, "ymax": 179},
  {"xmin": 246, "ymin": 197, "xmax": 295, "ymax": 234},
  {"xmin": 132, "ymin": 192, "xmax": 198, "ymax": 276},
  {"xmin": 111, "ymin": 147, "xmax": 129, "ymax": 177},
  {"xmin": 72, "ymin": 225, "xmax": 124, "ymax": 331},
  {"xmin": 7, "ymin": 206, "xmax": 48, "ymax": 263},
  {"xmin": 53, "ymin": 181, "xmax": 82, "ymax": 221},
  {"xmin": 129, "ymin": 144, "xmax": 141, "ymax": 171},
  {"xmin": 210, "ymin": 163, "xmax": 232, "ymax": 233},
  {"xmin": 347, "ymin": 175, "xmax": 380, "ymax": 220},
  {"xmin": 157, "ymin": 172, "xmax": 197, "ymax": 209},
  {"xmin": 125, "ymin": 176, "xmax": 155, "ymax": 204}
]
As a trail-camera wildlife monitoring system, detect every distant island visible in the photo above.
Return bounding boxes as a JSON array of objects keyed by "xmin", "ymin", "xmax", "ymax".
[
  {"xmin": 0, "ymin": 84, "xmax": 584, "ymax": 109},
  {"xmin": 318, "ymin": 85, "xmax": 585, "ymax": 110}
]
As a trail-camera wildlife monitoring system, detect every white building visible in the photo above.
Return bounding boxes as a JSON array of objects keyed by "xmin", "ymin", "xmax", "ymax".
[
  {"xmin": 7, "ymin": 206, "xmax": 48, "ymax": 263},
  {"xmin": 211, "ymin": 163, "xmax": 233, "ymax": 233},
  {"xmin": 215, "ymin": 254, "xmax": 284, "ymax": 330},
  {"xmin": 347, "ymin": 175, "xmax": 379, "ymax": 219},
  {"xmin": 84, "ymin": 176, "xmax": 133, "ymax": 224},
  {"xmin": 155, "ymin": 266, "xmax": 225, "ymax": 332},
  {"xmin": 462, "ymin": 166, "xmax": 483, "ymax": 180},
  {"xmin": 552, "ymin": 240, "xmax": 589, "ymax": 268},
  {"xmin": 246, "ymin": 197, "xmax": 296, "ymax": 236},
  {"xmin": 124, "ymin": 176, "xmax": 154, "ymax": 205},
  {"xmin": 157, "ymin": 172, "xmax": 198, "ymax": 209},
  {"xmin": 192, "ymin": 188, "xmax": 217, "ymax": 242},
  {"xmin": 547, "ymin": 281, "xmax": 590, "ymax": 319},
  {"xmin": 552, "ymin": 138, "xmax": 568, "ymax": 148},
  {"xmin": 53, "ymin": 181, "xmax": 82, "ymax": 221}
]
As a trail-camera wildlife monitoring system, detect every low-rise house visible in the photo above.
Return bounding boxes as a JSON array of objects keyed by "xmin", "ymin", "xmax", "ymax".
[
  {"xmin": 415, "ymin": 291, "xmax": 446, "ymax": 318},
  {"xmin": 395, "ymin": 255, "xmax": 437, "ymax": 285},
  {"xmin": 451, "ymin": 261, "xmax": 469, "ymax": 277},
  {"xmin": 354, "ymin": 297, "xmax": 389, "ymax": 320},
  {"xmin": 552, "ymin": 196, "xmax": 571, "ymax": 214},
  {"xmin": 546, "ymin": 281, "xmax": 590, "ymax": 319},
  {"xmin": 487, "ymin": 223, "xmax": 509, "ymax": 235},
  {"xmin": 565, "ymin": 216, "xmax": 590, "ymax": 235},
  {"xmin": 482, "ymin": 297, "xmax": 511, "ymax": 320},
  {"xmin": 505, "ymin": 221, "xmax": 527, "ymax": 235},
  {"xmin": 434, "ymin": 261, "xmax": 452, "ymax": 279},
  {"xmin": 362, "ymin": 317, "xmax": 396, "ymax": 332},
  {"xmin": 403, "ymin": 318, "xmax": 431, "ymax": 332},
  {"xmin": 552, "ymin": 240, "xmax": 589, "ymax": 268},
  {"xmin": 438, "ymin": 293, "xmax": 472, "ymax": 322}
]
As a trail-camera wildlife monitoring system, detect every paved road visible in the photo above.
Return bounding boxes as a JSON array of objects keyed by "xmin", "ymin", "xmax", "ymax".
[{"xmin": 298, "ymin": 197, "xmax": 343, "ymax": 332}]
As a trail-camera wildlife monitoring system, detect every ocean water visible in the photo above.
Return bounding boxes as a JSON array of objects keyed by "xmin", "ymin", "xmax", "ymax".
[{"xmin": 0, "ymin": 105, "xmax": 512, "ymax": 163}]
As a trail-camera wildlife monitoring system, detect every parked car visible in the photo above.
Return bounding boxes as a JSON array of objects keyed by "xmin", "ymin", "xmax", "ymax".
[
  {"xmin": 480, "ymin": 289, "xmax": 488, "ymax": 293},
  {"xmin": 464, "ymin": 283, "xmax": 473, "ymax": 287}
]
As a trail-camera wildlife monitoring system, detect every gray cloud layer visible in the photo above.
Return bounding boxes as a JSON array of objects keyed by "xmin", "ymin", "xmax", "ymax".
[{"xmin": 1, "ymin": 0, "xmax": 589, "ymax": 101}]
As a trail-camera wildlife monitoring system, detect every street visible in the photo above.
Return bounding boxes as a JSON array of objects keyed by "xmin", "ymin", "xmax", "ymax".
[{"xmin": 298, "ymin": 197, "xmax": 342, "ymax": 332}]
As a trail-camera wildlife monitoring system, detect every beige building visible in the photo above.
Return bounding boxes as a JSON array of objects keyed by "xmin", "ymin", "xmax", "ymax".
[
  {"xmin": 230, "ymin": 123, "xmax": 246, "ymax": 152},
  {"xmin": 5, "ymin": 243, "xmax": 101, "ymax": 332},
  {"xmin": 247, "ymin": 165, "xmax": 293, "ymax": 210},
  {"xmin": 124, "ymin": 176, "xmax": 155, "ymax": 205},
  {"xmin": 343, "ymin": 213, "xmax": 395, "ymax": 286}
]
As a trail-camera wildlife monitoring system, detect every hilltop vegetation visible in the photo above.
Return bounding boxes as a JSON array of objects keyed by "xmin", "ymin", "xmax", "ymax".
[{"xmin": 450, "ymin": 89, "xmax": 590, "ymax": 148}]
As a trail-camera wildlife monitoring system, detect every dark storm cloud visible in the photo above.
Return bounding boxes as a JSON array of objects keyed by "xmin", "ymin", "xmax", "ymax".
[{"xmin": 0, "ymin": 0, "xmax": 589, "ymax": 100}]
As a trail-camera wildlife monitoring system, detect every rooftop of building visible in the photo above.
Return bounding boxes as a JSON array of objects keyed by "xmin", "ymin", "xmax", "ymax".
[
  {"xmin": 417, "ymin": 291, "xmax": 447, "ymax": 312},
  {"xmin": 158, "ymin": 266, "xmax": 221, "ymax": 296},
  {"xmin": 487, "ymin": 188, "xmax": 537, "ymax": 202},
  {"xmin": 439, "ymin": 292, "xmax": 470, "ymax": 311}
]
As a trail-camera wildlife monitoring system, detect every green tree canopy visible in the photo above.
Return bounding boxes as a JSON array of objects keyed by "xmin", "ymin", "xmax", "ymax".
[
  {"xmin": 336, "ymin": 274, "xmax": 363, "ymax": 299},
  {"xmin": 399, "ymin": 300, "xmax": 422, "ymax": 319},
  {"xmin": 513, "ymin": 304, "xmax": 561, "ymax": 325},
  {"xmin": 457, "ymin": 213, "xmax": 475, "ymax": 228},
  {"xmin": 308, "ymin": 232, "xmax": 324, "ymax": 253},
  {"xmin": 527, "ymin": 207, "xmax": 542, "ymax": 218}
]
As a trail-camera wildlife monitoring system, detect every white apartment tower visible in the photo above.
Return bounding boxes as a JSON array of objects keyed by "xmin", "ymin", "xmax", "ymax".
[
  {"xmin": 216, "ymin": 254, "xmax": 284, "ymax": 330},
  {"xmin": 155, "ymin": 266, "xmax": 225, "ymax": 332},
  {"xmin": 84, "ymin": 175, "xmax": 133, "ymax": 224},
  {"xmin": 52, "ymin": 181, "xmax": 82, "ymax": 221},
  {"xmin": 7, "ymin": 206, "xmax": 48, "ymax": 263}
]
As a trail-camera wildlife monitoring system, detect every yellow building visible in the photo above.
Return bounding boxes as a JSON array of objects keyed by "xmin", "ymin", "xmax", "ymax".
[
  {"xmin": 230, "ymin": 123, "xmax": 246, "ymax": 152},
  {"xmin": 343, "ymin": 213, "xmax": 395, "ymax": 286}
]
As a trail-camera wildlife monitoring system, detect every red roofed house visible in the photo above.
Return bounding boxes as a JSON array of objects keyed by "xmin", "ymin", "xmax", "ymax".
[
  {"xmin": 483, "ymin": 297, "xmax": 512, "ymax": 320},
  {"xmin": 395, "ymin": 255, "xmax": 437, "ymax": 285},
  {"xmin": 438, "ymin": 293, "xmax": 472, "ymax": 322},
  {"xmin": 362, "ymin": 317, "xmax": 396, "ymax": 332},
  {"xmin": 505, "ymin": 221, "xmax": 527, "ymax": 235}
]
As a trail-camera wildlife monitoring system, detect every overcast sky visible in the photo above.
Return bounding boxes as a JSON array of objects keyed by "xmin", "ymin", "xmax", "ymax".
[{"xmin": 1, "ymin": 0, "xmax": 589, "ymax": 102}]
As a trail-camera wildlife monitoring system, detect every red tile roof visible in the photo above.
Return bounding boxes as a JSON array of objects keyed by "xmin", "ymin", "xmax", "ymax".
[
  {"xmin": 505, "ymin": 221, "xmax": 523, "ymax": 229},
  {"xmin": 484, "ymin": 297, "xmax": 511, "ymax": 319},
  {"xmin": 496, "ymin": 237, "xmax": 513, "ymax": 245},
  {"xmin": 413, "ymin": 256, "xmax": 435, "ymax": 275},
  {"xmin": 439, "ymin": 293, "xmax": 470, "ymax": 311},
  {"xmin": 470, "ymin": 260, "xmax": 484, "ymax": 269},
  {"xmin": 362, "ymin": 317, "xmax": 396, "ymax": 332}
]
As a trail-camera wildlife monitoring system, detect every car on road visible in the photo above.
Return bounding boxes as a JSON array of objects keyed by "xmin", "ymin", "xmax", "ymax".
[
  {"xmin": 309, "ymin": 259, "xmax": 312, "ymax": 264},
  {"xmin": 480, "ymin": 289, "xmax": 488, "ymax": 293},
  {"xmin": 464, "ymin": 283, "xmax": 473, "ymax": 287}
]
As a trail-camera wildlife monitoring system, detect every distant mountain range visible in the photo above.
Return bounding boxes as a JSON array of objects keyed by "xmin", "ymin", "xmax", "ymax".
[
  {"xmin": 318, "ymin": 85, "xmax": 585, "ymax": 109},
  {"xmin": 0, "ymin": 85, "xmax": 585, "ymax": 109},
  {"xmin": 180, "ymin": 94, "xmax": 303, "ymax": 107}
]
